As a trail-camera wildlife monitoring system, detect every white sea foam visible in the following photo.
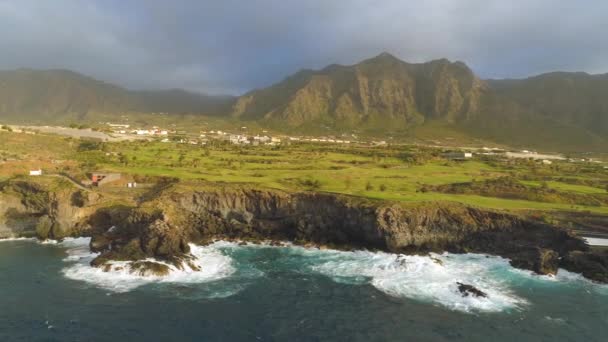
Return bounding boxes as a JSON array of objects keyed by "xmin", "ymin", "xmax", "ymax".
[
  {"xmin": 212, "ymin": 242, "xmax": 529, "ymax": 313},
  {"xmin": 0, "ymin": 236, "xmax": 37, "ymax": 242},
  {"xmin": 306, "ymin": 250, "xmax": 527, "ymax": 313},
  {"xmin": 61, "ymin": 239, "xmax": 235, "ymax": 293},
  {"xmin": 22, "ymin": 237, "xmax": 608, "ymax": 308}
]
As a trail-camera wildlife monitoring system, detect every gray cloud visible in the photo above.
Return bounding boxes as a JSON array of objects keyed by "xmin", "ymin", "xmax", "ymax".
[{"xmin": 0, "ymin": 0, "xmax": 606, "ymax": 94}]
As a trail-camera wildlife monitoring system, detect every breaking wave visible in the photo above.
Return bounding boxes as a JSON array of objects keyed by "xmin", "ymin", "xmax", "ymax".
[
  {"xmin": 15, "ymin": 237, "xmax": 606, "ymax": 310},
  {"xmin": 217, "ymin": 243, "xmax": 528, "ymax": 313},
  {"xmin": 0, "ymin": 236, "xmax": 37, "ymax": 242},
  {"xmin": 60, "ymin": 238, "xmax": 236, "ymax": 294},
  {"xmin": 215, "ymin": 242, "xmax": 607, "ymax": 313}
]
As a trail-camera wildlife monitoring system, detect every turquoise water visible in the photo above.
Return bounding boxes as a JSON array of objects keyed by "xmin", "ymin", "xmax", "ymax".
[{"xmin": 1, "ymin": 239, "xmax": 607, "ymax": 341}]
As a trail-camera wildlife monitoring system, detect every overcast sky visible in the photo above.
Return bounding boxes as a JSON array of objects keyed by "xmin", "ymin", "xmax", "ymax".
[{"xmin": 1, "ymin": 0, "xmax": 606, "ymax": 94}]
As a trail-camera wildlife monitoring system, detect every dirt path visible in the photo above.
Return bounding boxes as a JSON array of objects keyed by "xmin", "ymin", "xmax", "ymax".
[{"xmin": 47, "ymin": 173, "xmax": 91, "ymax": 192}]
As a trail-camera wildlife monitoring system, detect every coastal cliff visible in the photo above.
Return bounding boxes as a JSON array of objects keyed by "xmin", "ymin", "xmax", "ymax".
[
  {"xmin": 1, "ymin": 179, "xmax": 606, "ymax": 283},
  {"xmin": 0, "ymin": 179, "xmax": 103, "ymax": 239}
]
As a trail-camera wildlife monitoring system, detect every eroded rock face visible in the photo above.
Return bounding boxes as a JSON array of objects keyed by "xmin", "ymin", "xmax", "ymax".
[
  {"xmin": 561, "ymin": 250, "xmax": 608, "ymax": 283},
  {"xmin": 5, "ymin": 180, "xmax": 605, "ymax": 283},
  {"xmin": 0, "ymin": 180, "xmax": 101, "ymax": 239},
  {"xmin": 87, "ymin": 208, "xmax": 191, "ymax": 273},
  {"xmin": 508, "ymin": 248, "xmax": 560, "ymax": 275},
  {"xmin": 121, "ymin": 186, "xmax": 602, "ymax": 282}
]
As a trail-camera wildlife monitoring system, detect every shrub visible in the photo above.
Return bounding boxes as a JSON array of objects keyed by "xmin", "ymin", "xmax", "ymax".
[
  {"xmin": 298, "ymin": 177, "xmax": 322, "ymax": 190},
  {"xmin": 78, "ymin": 140, "xmax": 103, "ymax": 151}
]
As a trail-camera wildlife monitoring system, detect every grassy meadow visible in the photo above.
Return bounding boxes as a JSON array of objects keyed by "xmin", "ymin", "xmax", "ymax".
[{"xmin": 1, "ymin": 130, "xmax": 607, "ymax": 214}]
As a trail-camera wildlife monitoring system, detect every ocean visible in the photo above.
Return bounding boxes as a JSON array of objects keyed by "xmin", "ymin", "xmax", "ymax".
[{"xmin": 1, "ymin": 238, "xmax": 607, "ymax": 341}]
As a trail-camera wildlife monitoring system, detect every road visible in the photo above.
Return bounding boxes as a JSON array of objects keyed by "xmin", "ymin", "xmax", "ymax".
[{"xmin": 47, "ymin": 173, "xmax": 91, "ymax": 192}]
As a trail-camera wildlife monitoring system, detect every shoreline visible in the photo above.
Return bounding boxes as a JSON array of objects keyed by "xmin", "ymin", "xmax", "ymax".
[{"xmin": 1, "ymin": 178, "xmax": 607, "ymax": 283}]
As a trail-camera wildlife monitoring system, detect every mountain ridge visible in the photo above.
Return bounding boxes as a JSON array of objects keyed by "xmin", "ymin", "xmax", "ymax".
[
  {"xmin": 0, "ymin": 68, "xmax": 235, "ymax": 122},
  {"xmin": 1, "ymin": 54, "xmax": 607, "ymax": 151}
]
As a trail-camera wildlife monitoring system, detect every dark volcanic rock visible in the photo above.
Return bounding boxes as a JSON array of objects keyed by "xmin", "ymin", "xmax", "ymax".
[
  {"xmin": 129, "ymin": 261, "xmax": 171, "ymax": 277},
  {"xmin": 88, "ymin": 184, "xmax": 598, "ymax": 282},
  {"xmin": 456, "ymin": 282, "xmax": 487, "ymax": 298},
  {"xmin": 0, "ymin": 180, "xmax": 101, "ymax": 239},
  {"xmin": 508, "ymin": 248, "xmax": 560, "ymax": 275},
  {"xmin": 88, "ymin": 208, "xmax": 190, "ymax": 269},
  {"xmin": 7, "ymin": 179, "xmax": 604, "ymax": 283},
  {"xmin": 561, "ymin": 250, "xmax": 608, "ymax": 283}
]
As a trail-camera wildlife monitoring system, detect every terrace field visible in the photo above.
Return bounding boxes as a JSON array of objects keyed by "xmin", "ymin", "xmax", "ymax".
[{"xmin": 1, "ymin": 130, "xmax": 607, "ymax": 216}]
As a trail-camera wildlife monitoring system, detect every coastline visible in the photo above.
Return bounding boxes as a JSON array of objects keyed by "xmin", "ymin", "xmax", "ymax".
[{"xmin": 1, "ymin": 177, "xmax": 607, "ymax": 284}]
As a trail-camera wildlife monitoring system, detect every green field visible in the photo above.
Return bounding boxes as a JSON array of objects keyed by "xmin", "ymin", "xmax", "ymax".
[{"xmin": 2, "ymin": 130, "xmax": 607, "ymax": 214}]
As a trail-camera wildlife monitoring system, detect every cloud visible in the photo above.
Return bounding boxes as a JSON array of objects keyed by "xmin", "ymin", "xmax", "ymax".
[{"xmin": 0, "ymin": 0, "xmax": 606, "ymax": 94}]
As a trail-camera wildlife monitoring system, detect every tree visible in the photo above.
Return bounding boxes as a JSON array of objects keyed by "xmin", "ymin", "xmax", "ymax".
[
  {"xmin": 118, "ymin": 154, "xmax": 129, "ymax": 166},
  {"xmin": 365, "ymin": 181, "xmax": 374, "ymax": 191}
]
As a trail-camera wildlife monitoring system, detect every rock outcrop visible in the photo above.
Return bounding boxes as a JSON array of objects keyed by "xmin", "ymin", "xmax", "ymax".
[
  {"xmin": 2, "ymin": 179, "xmax": 605, "ymax": 283},
  {"xmin": 232, "ymin": 53, "xmax": 483, "ymax": 129},
  {"xmin": 0, "ymin": 179, "xmax": 102, "ymax": 239},
  {"xmin": 84, "ymin": 183, "xmax": 603, "ymax": 282},
  {"xmin": 88, "ymin": 208, "xmax": 192, "ymax": 269},
  {"xmin": 456, "ymin": 282, "xmax": 487, "ymax": 298}
]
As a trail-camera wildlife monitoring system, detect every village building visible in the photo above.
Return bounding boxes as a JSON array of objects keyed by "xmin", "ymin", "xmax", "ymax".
[
  {"xmin": 29, "ymin": 169, "xmax": 42, "ymax": 176},
  {"xmin": 90, "ymin": 172, "xmax": 122, "ymax": 187},
  {"xmin": 229, "ymin": 134, "xmax": 249, "ymax": 145},
  {"xmin": 107, "ymin": 123, "xmax": 130, "ymax": 129},
  {"xmin": 442, "ymin": 151, "xmax": 473, "ymax": 160}
]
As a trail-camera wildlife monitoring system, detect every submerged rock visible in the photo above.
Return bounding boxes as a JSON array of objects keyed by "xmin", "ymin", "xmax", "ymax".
[{"xmin": 456, "ymin": 282, "xmax": 487, "ymax": 298}]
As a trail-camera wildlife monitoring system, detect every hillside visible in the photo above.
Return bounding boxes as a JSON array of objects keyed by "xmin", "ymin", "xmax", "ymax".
[
  {"xmin": 487, "ymin": 72, "xmax": 608, "ymax": 139},
  {"xmin": 1, "ymin": 56, "xmax": 608, "ymax": 152},
  {"xmin": 231, "ymin": 53, "xmax": 608, "ymax": 151},
  {"xmin": 232, "ymin": 53, "xmax": 484, "ymax": 131},
  {"xmin": 0, "ymin": 69, "xmax": 234, "ymax": 123}
]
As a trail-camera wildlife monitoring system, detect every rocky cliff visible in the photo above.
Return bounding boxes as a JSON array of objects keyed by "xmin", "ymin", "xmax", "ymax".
[
  {"xmin": 86, "ymin": 183, "xmax": 606, "ymax": 282},
  {"xmin": 1, "ymin": 179, "xmax": 606, "ymax": 283},
  {"xmin": 232, "ymin": 53, "xmax": 484, "ymax": 129},
  {"xmin": 0, "ymin": 178, "xmax": 103, "ymax": 239}
]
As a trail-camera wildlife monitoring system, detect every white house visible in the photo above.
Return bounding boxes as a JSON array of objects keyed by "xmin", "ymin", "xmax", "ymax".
[
  {"xmin": 442, "ymin": 152, "xmax": 473, "ymax": 160},
  {"xmin": 29, "ymin": 169, "xmax": 42, "ymax": 176}
]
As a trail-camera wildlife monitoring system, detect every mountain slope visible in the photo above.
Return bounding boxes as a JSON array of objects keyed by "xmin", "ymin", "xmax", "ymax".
[
  {"xmin": 1, "ymin": 57, "xmax": 607, "ymax": 152},
  {"xmin": 487, "ymin": 72, "xmax": 608, "ymax": 138},
  {"xmin": 231, "ymin": 53, "xmax": 608, "ymax": 151},
  {"xmin": 0, "ymin": 69, "xmax": 234, "ymax": 122},
  {"xmin": 232, "ymin": 53, "xmax": 485, "ymax": 130}
]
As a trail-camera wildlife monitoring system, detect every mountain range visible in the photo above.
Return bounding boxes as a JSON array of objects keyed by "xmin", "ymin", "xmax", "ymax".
[
  {"xmin": 0, "ymin": 54, "xmax": 607, "ymax": 151},
  {"xmin": 0, "ymin": 69, "xmax": 234, "ymax": 121}
]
